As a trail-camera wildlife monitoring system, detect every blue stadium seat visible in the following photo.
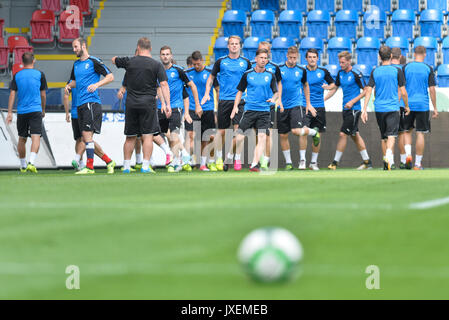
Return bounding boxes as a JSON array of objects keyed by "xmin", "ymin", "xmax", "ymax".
[
  {"xmin": 398, "ymin": 0, "xmax": 420, "ymax": 12},
  {"xmin": 299, "ymin": 37, "xmax": 323, "ymax": 64},
  {"xmin": 222, "ymin": 10, "xmax": 246, "ymax": 39},
  {"xmin": 437, "ymin": 64, "xmax": 449, "ymax": 87},
  {"xmin": 271, "ymin": 37, "xmax": 296, "ymax": 64},
  {"xmin": 353, "ymin": 64, "xmax": 373, "ymax": 85},
  {"xmin": 427, "ymin": 0, "xmax": 447, "ymax": 13},
  {"xmin": 356, "ymin": 37, "xmax": 381, "ymax": 66},
  {"xmin": 314, "ymin": 0, "xmax": 335, "ymax": 14},
  {"xmin": 385, "ymin": 36, "xmax": 410, "ymax": 56},
  {"xmin": 363, "ymin": 7, "xmax": 386, "ymax": 40},
  {"xmin": 335, "ymin": 10, "xmax": 358, "ymax": 40},
  {"xmin": 279, "ymin": 10, "xmax": 302, "ymax": 42},
  {"xmin": 370, "ymin": 0, "xmax": 391, "ymax": 14},
  {"xmin": 250, "ymin": 10, "xmax": 275, "ymax": 41},
  {"xmin": 307, "ymin": 10, "xmax": 330, "ymax": 40},
  {"xmin": 286, "ymin": 0, "xmax": 308, "ymax": 13},
  {"xmin": 342, "ymin": 0, "xmax": 363, "ymax": 12},
  {"xmin": 214, "ymin": 37, "xmax": 229, "ymax": 60},
  {"xmin": 243, "ymin": 36, "xmax": 262, "ymax": 61},
  {"xmin": 442, "ymin": 37, "xmax": 449, "ymax": 64},
  {"xmin": 259, "ymin": 0, "xmax": 280, "ymax": 12},
  {"xmin": 392, "ymin": 9, "xmax": 415, "ymax": 40},
  {"xmin": 414, "ymin": 36, "xmax": 438, "ymax": 67},
  {"xmin": 325, "ymin": 64, "xmax": 340, "ymax": 79},
  {"xmin": 327, "ymin": 37, "xmax": 352, "ymax": 65},
  {"xmin": 420, "ymin": 9, "xmax": 443, "ymax": 40},
  {"xmin": 232, "ymin": 0, "xmax": 252, "ymax": 13}
]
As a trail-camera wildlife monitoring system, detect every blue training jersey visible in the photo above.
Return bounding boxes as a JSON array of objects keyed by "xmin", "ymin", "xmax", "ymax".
[
  {"xmin": 158, "ymin": 64, "xmax": 190, "ymax": 110},
  {"xmin": 185, "ymin": 66, "xmax": 217, "ymax": 112},
  {"xmin": 391, "ymin": 64, "xmax": 405, "ymax": 107},
  {"xmin": 237, "ymin": 68, "xmax": 278, "ymax": 112},
  {"xmin": 10, "ymin": 69, "xmax": 47, "ymax": 114},
  {"xmin": 279, "ymin": 64, "xmax": 307, "ymax": 109},
  {"xmin": 335, "ymin": 68, "xmax": 365, "ymax": 111},
  {"xmin": 403, "ymin": 61, "xmax": 436, "ymax": 111},
  {"xmin": 70, "ymin": 56, "xmax": 111, "ymax": 106},
  {"xmin": 302, "ymin": 66, "xmax": 334, "ymax": 108},
  {"xmin": 212, "ymin": 55, "xmax": 251, "ymax": 100},
  {"xmin": 367, "ymin": 65, "xmax": 405, "ymax": 113}
]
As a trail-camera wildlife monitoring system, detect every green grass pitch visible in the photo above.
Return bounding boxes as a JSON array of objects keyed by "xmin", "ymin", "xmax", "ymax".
[{"xmin": 1, "ymin": 168, "xmax": 449, "ymax": 299}]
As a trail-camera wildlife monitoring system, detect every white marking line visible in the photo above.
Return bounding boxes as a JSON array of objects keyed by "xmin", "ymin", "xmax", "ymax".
[{"xmin": 410, "ymin": 196, "xmax": 449, "ymax": 210}]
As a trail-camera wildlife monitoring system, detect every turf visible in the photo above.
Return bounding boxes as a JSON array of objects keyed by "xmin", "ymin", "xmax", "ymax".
[{"xmin": 1, "ymin": 168, "xmax": 449, "ymax": 299}]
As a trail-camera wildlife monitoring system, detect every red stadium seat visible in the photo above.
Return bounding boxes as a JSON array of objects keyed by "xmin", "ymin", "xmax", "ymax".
[
  {"xmin": 69, "ymin": 0, "xmax": 92, "ymax": 17},
  {"xmin": 0, "ymin": 19, "xmax": 4, "ymax": 36},
  {"xmin": 0, "ymin": 39, "xmax": 8, "ymax": 71},
  {"xmin": 58, "ymin": 9, "xmax": 83, "ymax": 44},
  {"xmin": 8, "ymin": 36, "xmax": 34, "ymax": 64},
  {"xmin": 40, "ymin": 0, "xmax": 62, "ymax": 15},
  {"xmin": 30, "ymin": 10, "xmax": 56, "ymax": 44},
  {"xmin": 12, "ymin": 63, "xmax": 25, "ymax": 76}
]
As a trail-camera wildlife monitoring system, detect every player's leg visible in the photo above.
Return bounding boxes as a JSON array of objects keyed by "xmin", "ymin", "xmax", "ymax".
[
  {"xmin": 260, "ymin": 106, "xmax": 275, "ymax": 170},
  {"xmin": 71, "ymin": 118, "xmax": 84, "ymax": 170},
  {"xmin": 141, "ymin": 134, "xmax": 154, "ymax": 172},
  {"xmin": 384, "ymin": 111, "xmax": 400, "ymax": 170},
  {"xmin": 413, "ymin": 111, "xmax": 430, "ymax": 170},
  {"xmin": 123, "ymin": 136, "xmax": 137, "ymax": 173},
  {"xmin": 329, "ymin": 132, "xmax": 347, "ymax": 170},
  {"xmin": 278, "ymin": 108, "xmax": 293, "ymax": 170},
  {"xmin": 16, "ymin": 114, "xmax": 28, "ymax": 172},
  {"xmin": 228, "ymin": 100, "xmax": 245, "ymax": 169},
  {"xmin": 201, "ymin": 112, "xmax": 217, "ymax": 171},
  {"xmin": 215, "ymin": 100, "xmax": 230, "ymax": 170},
  {"xmin": 250, "ymin": 130, "xmax": 267, "ymax": 172},
  {"xmin": 402, "ymin": 111, "xmax": 414, "ymax": 169},
  {"xmin": 25, "ymin": 112, "xmax": 43, "ymax": 173},
  {"xmin": 398, "ymin": 107, "xmax": 407, "ymax": 169},
  {"xmin": 309, "ymin": 109, "xmax": 325, "ymax": 171}
]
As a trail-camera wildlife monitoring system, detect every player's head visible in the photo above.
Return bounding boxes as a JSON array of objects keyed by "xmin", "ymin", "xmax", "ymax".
[
  {"xmin": 186, "ymin": 55, "xmax": 193, "ymax": 68},
  {"xmin": 227, "ymin": 36, "xmax": 242, "ymax": 55},
  {"xmin": 160, "ymin": 46, "xmax": 173, "ymax": 66},
  {"xmin": 72, "ymin": 37, "xmax": 87, "ymax": 57},
  {"xmin": 286, "ymin": 46, "xmax": 298, "ymax": 67},
  {"xmin": 191, "ymin": 51, "xmax": 204, "ymax": 72},
  {"xmin": 137, "ymin": 37, "xmax": 151, "ymax": 53},
  {"xmin": 22, "ymin": 52, "xmax": 35, "ymax": 67},
  {"xmin": 400, "ymin": 55, "xmax": 407, "ymax": 65},
  {"xmin": 258, "ymin": 41, "xmax": 272, "ymax": 56},
  {"xmin": 338, "ymin": 51, "xmax": 352, "ymax": 71},
  {"xmin": 414, "ymin": 45, "xmax": 427, "ymax": 61},
  {"xmin": 305, "ymin": 49, "xmax": 319, "ymax": 68},
  {"xmin": 255, "ymin": 48, "xmax": 269, "ymax": 68},
  {"xmin": 379, "ymin": 45, "xmax": 392, "ymax": 62},
  {"xmin": 391, "ymin": 47, "xmax": 402, "ymax": 63}
]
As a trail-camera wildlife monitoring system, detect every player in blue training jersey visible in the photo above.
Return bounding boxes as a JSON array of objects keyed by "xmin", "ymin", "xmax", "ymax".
[
  {"xmin": 202, "ymin": 35, "xmax": 252, "ymax": 171},
  {"xmin": 231, "ymin": 48, "xmax": 279, "ymax": 172},
  {"xmin": 185, "ymin": 51, "xmax": 220, "ymax": 172},
  {"xmin": 300, "ymin": 49, "xmax": 335, "ymax": 170},
  {"xmin": 402, "ymin": 45, "xmax": 438, "ymax": 170},
  {"xmin": 277, "ymin": 46, "xmax": 320, "ymax": 170},
  {"xmin": 159, "ymin": 45, "xmax": 201, "ymax": 172},
  {"xmin": 6, "ymin": 52, "xmax": 47, "ymax": 173},
  {"xmin": 362, "ymin": 46, "xmax": 410, "ymax": 171},
  {"xmin": 65, "ymin": 37, "xmax": 115, "ymax": 174},
  {"xmin": 324, "ymin": 51, "xmax": 372, "ymax": 170}
]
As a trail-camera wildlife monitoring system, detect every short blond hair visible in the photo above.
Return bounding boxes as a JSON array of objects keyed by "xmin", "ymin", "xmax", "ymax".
[
  {"xmin": 338, "ymin": 51, "xmax": 352, "ymax": 61},
  {"xmin": 228, "ymin": 35, "xmax": 242, "ymax": 44}
]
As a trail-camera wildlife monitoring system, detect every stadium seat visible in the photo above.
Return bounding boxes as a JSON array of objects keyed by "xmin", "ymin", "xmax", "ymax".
[
  {"xmin": 356, "ymin": 37, "xmax": 380, "ymax": 66},
  {"xmin": 327, "ymin": 37, "xmax": 352, "ymax": 65},
  {"xmin": 232, "ymin": 0, "xmax": 252, "ymax": 13},
  {"xmin": 40, "ymin": 0, "xmax": 62, "ymax": 15},
  {"xmin": 271, "ymin": 37, "xmax": 295, "ymax": 64},
  {"xmin": 342, "ymin": 0, "xmax": 363, "ymax": 12},
  {"xmin": 12, "ymin": 63, "xmax": 25, "ymax": 76},
  {"xmin": 0, "ymin": 19, "xmax": 4, "ymax": 36},
  {"xmin": 363, "ymin": 7, "xmax": 386, "ymax": 40},
  {"xmin": 335, "ymin": 10, "xmax": 358, "ymax": 40},
  {"xmin": 325, "ymin": 64, "xmax": 340, "ymax": 79},
  {"xmin": 398, "ymin": 0, "xmax": 420, "ymax": 12},
  {"xmin": 278, "ymin": 10, "xmax": 302, "ymax": 42},
  {"xmin": 420, "ymin": 9, "xmax": 443, "ymax": 40},
  {"xmin": 391, "ymin": 9, "xmax": 415, "ymax": 40},
  {"xmin": 69, "ymin": 0, "xmax": 92, "ymax": 17},
  {"xmin": 243, "ymin": 36, "xmax": 261, "ymax": 61},
  {"xmin": 299, "ymin": 37, "xmax": 323, "ymax": 65},
  {"xmin": 8, "ymin": 36, "xmax": 33, "ymax": 64},
  {"xmin": 414, "ymin": 36, "xmax": 438, "ymax": 67},
  {"xmin": 250, "ymin": 10, "xmax": 275, "ymax": 41},
  {"xmin": 214, "ymin": 37, "xmax": 229, "ymax": 59},
  {"xmin": 314, "ymin": 0, "xmax": 335, "ymax": 14},
  {"xmin": 385, "ymin": 36, "xmax": 410, "ymax": 56},
  {"xmin": 370, "ymin": 0, "xmax": 392, "ymax": 14},
  {"xmin": 0, "ymin": 39, "xmax": 8, "ymax": 71},
  {"xmin": 442, "ymin": 37, "xmax": 449, "ymax": 64},
  {"xmin": 58, "ymin": 9, "xmax": 83, "ymax": 45},
  {"xmin": 222, "ymin": 10, "xmax": 246, "ymax": 39},
  {"xmin": 437, "ymin": 64, "xmax": 449, "ymax": 87},
  {"xmin": 427, "ymin": 0, "xmax": 447, "ymax": 13},
  {"xmin": 286, "ymin": 0, "xmax": 308, "ymax": 13},
  {"xmin": 259, "ymin": 0, "xmax": 280, "ymax": 12},
  {"xmin": 307, "ymin": 10, "xmax": 330, "ymax": 40},
  {"xmin": 353, "ymin": 64, "xmax": 373, "ymax": 85},
  {"xmin": 30, "ymin": 10, "xmax": 56, "ymax": 44}
]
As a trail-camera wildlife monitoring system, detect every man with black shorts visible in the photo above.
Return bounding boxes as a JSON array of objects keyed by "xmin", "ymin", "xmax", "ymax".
[
  {"xmin": 325, "ymin": 51, "xmax": 372, "ymax": 170},
  {"xmin": 402, "ymin": 45, "xmax": 438, "ymax": 170},
  {"xmin": 362, "ymin": 45, "xmax": 410, "ymax": 170},
  {"xmin": 6, "ymin": 52, "xmax": 47, "ymax": 173},
  {"xmin": 65, "ymin": 37, "xmax": 115, "ymax": 174},
  {"xmin": 231, "ymin": 48, "xmax": 279, "ymax": 172},
  {"xmin": 202, "ymin": 35, "xmax": 251, "ymax": 171},
  {"xmin": 278, "ymin": 46, "xmax": 320, "ymax": 170}
]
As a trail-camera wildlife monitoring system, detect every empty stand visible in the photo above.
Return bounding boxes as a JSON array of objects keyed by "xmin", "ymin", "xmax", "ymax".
[
  {"xmin": 232, "ymin": 0, "xmax": 252, "ymax": 13},
  {"xmin": 30, "ymin": 10, "xmax": 55, "ymax": 44},
  {"xmin": 40, "ymin": 0, "xmax": 62, "ymax": 15},
  {"xmin": 314, "ymin": 0, "xmax": 335, "ymax": 14},
  {"xmin": 250, "ymin": 9, "xmax": 275, "ymax": 41},
  {"xmin": 325, "ymin": 64, "xmax": 340, "ymax": 79},
  {"xmin": 437, "ymin": 64, "xmax": 449, "ymax": 87},
  {"xmin": 58, "ymin": 9, "xmax": 83, "ymax": 46},
  {"xmin": 69, "ymin": 0, "xmax": 93, "ymax": 17},
  {"xmin": 286, "ymin": 0, "xmax": 308, "ymax": 12},
  {"xmin": 278, "ymin": 10, "xmax": 302, "ymax": 42},
  {"xmin": 214, "ymin": 36, "xmax": 229, "ymax": 60},
  {"xmin": 353, "ymin": 64, "xmax": 372, "ymax": 85},
  {"xmin": 222, "ymin": 10, "xmax": 246, "ymax": 38},
  {"xmin": 335, "ymin": 10, "xmax": 358, "ymax": 40},
  {"xmin": 271, "ymin": 37, "xmax": 295, "ymax": 64},
  {"xmin": 356, "ymin": 37, "xmax": 380, "ymax": 66},
  {"xmin": 327, "ymin": 36, "xmax": 352, "ymax": 65},
  {"xmin": 243, "ymin": 36, "xmax": 261, "ymax": 61},
  {"xmin": 414, "ymin": 36, "xmax": 438, "ymax": 67},
  {"xmin": 258, "ymin": 0, "xmax": 280, "ymax": 12},
  {"xmin": 307, "ymin": 10, "xmax": 330, "ymax": 41},
  {"xmin": 8, "ymin": 36, "xmax": 33, "ymax": 64},
  {"xmin": 12, "ymin": 63, "xmax": 25, "ymax": 76},
  {"xmin": 0, "ymin": 39, "xmax": 8, "ymax": 72},
  {"xmin": 363, "ymin": 7, "xmax": 386, "ymax": 40},
  {"xmin": 392, "ymin": 9, "xmax": 415, "ymax": 40},
  {"xmin": 342, "ymin": 0, "xmax": 363, "ymax": 12},
  {"xmin": 370, "ymin": 0, "xmax": 392, "ymax": 14},
  {"xmin": 385, "ymin": 36, "xmax": 410, "ymax": 56},
  {"xmin": 419, "ymin": 9, "xmax": 443, "ymax": 40},
  {"xmin": 442, "ymin": 37, "xmax": 449, "ymax": 64},
  {"xmin": 299, "ymin": 37, "xmax": 323, "ymax": 65}
]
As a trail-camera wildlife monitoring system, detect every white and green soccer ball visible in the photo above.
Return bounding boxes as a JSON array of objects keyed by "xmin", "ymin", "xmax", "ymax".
[{"xmin": 238, "ymin": 227, "xmax": 304, "ymax": 283}]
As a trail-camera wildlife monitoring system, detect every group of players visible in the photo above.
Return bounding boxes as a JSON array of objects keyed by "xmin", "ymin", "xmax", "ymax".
[{"xmin": 6, "ymin": 35, "xmax": 437, "ymax": 173}]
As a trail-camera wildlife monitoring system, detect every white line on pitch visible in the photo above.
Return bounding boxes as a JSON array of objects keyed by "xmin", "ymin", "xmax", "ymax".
[{"xmin": 410, "ymin": 196, "xmax": 449, "ymax": 210}]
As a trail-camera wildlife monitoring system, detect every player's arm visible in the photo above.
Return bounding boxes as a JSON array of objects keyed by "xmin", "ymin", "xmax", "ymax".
[
  {"xmin": 65, "ymin": 65, "xmax": 76, "ymax": 94},
  {"xmin": 183, "ymin": 87, "xmax": 192, "ymax": 124},
  {"xmin": 322, "ymin": 69, "xmax": 336, "ymax": 90},
  {"xmin": 231, "ymin": 90, "xmax": 243, "ymax": 119},
  {"xmin": 362, "ymin": 69, "xmax": 376, "ymax": 123},
  {"xmin": 6, "ymin": 90, "xmax": 16, "ymax": 125},
  {"xmin": 397, "ymin": 69, "xmax": 409, "ymax": 115},
  {"xmin": 428, "ymin": 67, "xmax": 438, "ymax": 118},
  {"xmin": 345, "ymin": 74, "xmax": 366, "ymax": 109},
  {"xmin": 159, "ymin": 80, "xmax": 171, "ymax": 118},
  {"xmin": 63, "ymin": 89, "xmax": 71, "ymax": 123},
  {"xmin": 324, "ymin": 87, "xmax": 338, "ymax": 101},
  {"xmin": 267, "ymin": 73, "xmax": 279, "ymax": 105},
  {"xmin": 303, "ymin": 83, "xmax": 316, "ymax": 117},
  {"xmin": 40, "ymin": 72, "xmax": 48, "ymax": 118},
  {"xmin": 88, "ymin": 59, "xmax": 115, "ymax": 93},
  {"xmin": 202, "ymin": 74, "xmax": 216, "ymax": 105},
  {"xmin": 111, "ymin": 56, "xmax": 130, "ymax": 69},
  {"xmin": 186, "ymin": 80, "xmax": 202, "ymax": 118}
]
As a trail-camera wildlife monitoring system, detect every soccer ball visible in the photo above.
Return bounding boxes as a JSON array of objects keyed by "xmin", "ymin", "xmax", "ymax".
[{"xmin": 237, "ymin": 227, "xmax": 303, "ymax": 283}]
